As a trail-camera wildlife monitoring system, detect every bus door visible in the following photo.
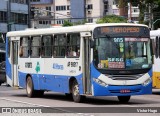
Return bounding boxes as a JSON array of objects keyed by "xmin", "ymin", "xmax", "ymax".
[
  {"xmin": 11, "ymin": 38, "xmax": 19, "ymax": 87},
  {"xmin": 81, "ymin": 32, "xmax": 92, "ymax": 95}
]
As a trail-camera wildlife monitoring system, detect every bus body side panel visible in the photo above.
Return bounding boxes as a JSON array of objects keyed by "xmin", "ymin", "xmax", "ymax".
[
  {"xmin": 90, "ymin": 62, "xmax": 152, "ymax": 96},
  {"xmin": 18, "ymin": 72, "xmax": 83, "ymax": 94},
  {"xmin": 18, "ymin": 72, "xmax": 40, "ymax": 90},
  {"xmin": 6, "ymin": 56, "xmax": 12, "ymax": 85},
  {"xmin": 18, "ymin": 57, "xmax": 84, "ymax": 94}
]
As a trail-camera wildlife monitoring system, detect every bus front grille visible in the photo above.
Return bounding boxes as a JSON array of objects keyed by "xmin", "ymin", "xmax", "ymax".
[{"xmin": 108, "ymin": 74, "xmax": 143, "ymax": 80}]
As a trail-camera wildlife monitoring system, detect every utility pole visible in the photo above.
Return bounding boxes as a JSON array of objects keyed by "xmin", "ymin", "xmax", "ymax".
[
  {"xmin": 148, "ymin": 3, "xmax": 153, "ymax": 29},
  {"xmin": 28, "ymin": 0, "xmax": 31, "ymax": 28},
  {"xmin": 130, "ymin": 0, "xmax": 132, "ymax": 20},
  {"xmin": 6, "ymin": 0, "xmax": 11, "ymax": 32}
]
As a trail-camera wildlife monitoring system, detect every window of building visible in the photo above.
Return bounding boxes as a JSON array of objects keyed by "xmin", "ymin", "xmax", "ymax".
[
  {"xmin": 104, "ymin": 1, "xmax": 108, "ymax": 12},
  {"xmin": 53, "ymin": 34, "xmax": 66, "ymax": 57},
  {"xmin": 11, "ymin": 0, "xmax": 27, "ymax": 4},
  {"xmin": 56, "ymin": 6, "xmax": 66, "ymax": 11},
  {"xmin": 0, "ymin": 11, "xmax": 7, "ymax": 23},
  {"xmin": 19, "ymin": 37, "xmax": 30, "ymax": 57},
  {"xmin": 39, "ymin": 20, "xmax": 51, "ymax": 25},
  {"xmin": 30, "ymin": 36, "xmax": 41, "ymax": 58},
  {"xmin": 66, "ymin": 33, "xmax": 80, "ymax": 57},
  {"xmin": 41, "ymin": 35, "xmax": 52, "ymax": 57},
  {"xmin": 67, "ymin": 5, "xmax": 70, "ymax": 10},
  {"xmin": 11, "ymin": 13, "xmax": 28, "ymax": 25},
  {"xmin": 87, "ymin": 4, "xmax": 93, "ymax": 9},
  {"xmin": 46, "ymin": 6, "xmax": 51, "ymax": 16},
  {"xmin": 56, "ymin": 20, "xmax": 64, "ymax": 24},
  {"xmin": 88, "ymin": 18, "xmax": 93, "ymax": 23}
]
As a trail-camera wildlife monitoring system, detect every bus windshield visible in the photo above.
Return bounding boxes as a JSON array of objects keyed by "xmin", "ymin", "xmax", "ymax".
[{"xmin": 94, "ymin": 37, "xmax": 152, "ymax": 70}]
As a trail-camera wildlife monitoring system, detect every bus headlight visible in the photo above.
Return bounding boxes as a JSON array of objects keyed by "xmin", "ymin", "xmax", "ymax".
[
  {"xmin": 143, "ymin": 78, "xmax": 151, "ymax": 86},
  {"xmin": 93, "ymin": 78, "xmax": 108, "ymax": 87}
]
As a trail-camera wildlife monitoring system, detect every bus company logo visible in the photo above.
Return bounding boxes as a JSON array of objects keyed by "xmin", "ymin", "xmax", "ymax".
[
  {"xmin": 53, "ymin": 63, "xmax": 64, "ymax": 70},
  {"xmin": 35, "ymin": 62, "xmax": 40, "ymax": 73}
]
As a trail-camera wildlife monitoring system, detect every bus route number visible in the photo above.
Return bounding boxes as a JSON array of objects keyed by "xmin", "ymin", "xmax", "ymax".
[
  {"xmin": 67, "ymin": 62, "xmax": 78, "ymax": 67},
  {"xmin": 114, "ymin": 38, "xmax": 123, "ymax": 43}
]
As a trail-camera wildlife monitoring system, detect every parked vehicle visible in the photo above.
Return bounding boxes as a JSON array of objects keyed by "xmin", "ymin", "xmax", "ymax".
[{"xmin": 0, "ymin": 61, "xmax": 6, "ymax": 86}]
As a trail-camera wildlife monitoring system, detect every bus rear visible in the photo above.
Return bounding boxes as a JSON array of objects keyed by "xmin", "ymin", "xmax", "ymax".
[{"xmin": 91, "ymin": 25, "xmax": 152, "ymax": 102}]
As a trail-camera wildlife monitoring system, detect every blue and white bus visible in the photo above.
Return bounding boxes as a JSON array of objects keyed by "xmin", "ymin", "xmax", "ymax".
[{"xmin": 6, "ymin": 23, "xmax": 152, "ymax": 103}]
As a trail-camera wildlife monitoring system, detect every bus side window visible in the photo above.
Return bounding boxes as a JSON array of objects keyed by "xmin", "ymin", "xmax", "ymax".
[
  {"xmin": 53, "ymin": 34, "xmax": 66, "ymax": 57},
  {"xmin": 19, "ymin": 37, "xmax": 30, "ymax": 57},
  {"xmin": 66, "ymin": 33, "xmax": 80, "ymax": 57},
  {"xmin": 31, "ymin": 36, "xmax": 41, "ymax": 58},
  {"xmin": 41, "ymin": 35, "xmax": 52, "ymax": 57}
]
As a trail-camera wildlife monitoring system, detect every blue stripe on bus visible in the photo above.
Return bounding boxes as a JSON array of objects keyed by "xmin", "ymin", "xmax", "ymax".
[
  {"xmin": 18, "ymin": 71, "xmax": 84, "ymax": 94},
  {"xmin": 90, "ymin": 62, "xmax": 101, "ymax": 79},
  {"xmin": 6, "ymin": 58, "xmax": 12, "ymax": 80},
  {"xmin": 148, "ymin": 68, "xmax": 152, "ymax": 77}
]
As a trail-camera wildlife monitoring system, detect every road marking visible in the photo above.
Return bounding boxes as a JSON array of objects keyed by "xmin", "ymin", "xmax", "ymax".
[
  {"xmin": 0, "ymin": 97, "xmax": 51, "ymax": 107},
  {"xmin": 0, "ymin": 98, "xmax": 94, "ymax": 116}
]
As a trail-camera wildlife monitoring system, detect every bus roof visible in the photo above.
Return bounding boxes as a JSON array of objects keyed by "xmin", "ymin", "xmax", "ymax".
[
  {"xmin": 150, "ymin": 30, "xmax": 160, "ymax": 37},
  {"xmin": 7, "ymin": 23, "xmax": 148, "ymax": 37}
]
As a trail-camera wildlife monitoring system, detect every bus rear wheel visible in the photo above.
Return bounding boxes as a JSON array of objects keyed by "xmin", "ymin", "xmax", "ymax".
[
  {"xmin": 26, "ymin": 76, "xmax": 35, "ymax": 97},
  {"xmin": 72, "ymin": 80, "xmax": 84, "ymax": 103},
  {"xmin": 118, "ymin": 96, "xmax": 131, "ymax": 103}
]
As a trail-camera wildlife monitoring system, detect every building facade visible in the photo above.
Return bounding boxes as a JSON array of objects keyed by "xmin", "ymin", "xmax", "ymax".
[
  {"xmin": 30, "ymin": 0, "xmax": 140, "ymax": 28},
  {"xmin": 0, "ymin": 0, "xmax": 29, "ymax": 36},
  {"xmin": 30, "ymin": 0, "xmax": 54, "ymax": 28}
]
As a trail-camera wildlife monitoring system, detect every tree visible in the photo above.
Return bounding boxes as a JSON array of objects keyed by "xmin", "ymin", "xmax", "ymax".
[
  {"xmin": 62, "ymin": 20, "xmax": 87, "ymax": 27},
  {"xmin": 96, "ymin": 15, "xmax": 127, "ymax": 23},
  {"xmin": 62, "ymin": 20, "xmax": 73, "ymax": 27}
]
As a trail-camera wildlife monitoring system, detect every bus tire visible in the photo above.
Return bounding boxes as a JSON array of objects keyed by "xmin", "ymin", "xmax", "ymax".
[
  {"xmin": 26, "ymin": 76, "xmax": 35, "ymax": 98},
  {"xmin": 72, "ymin": 80, "xmax": 84, "ymax": 103},
  {"xmin": 118, "ymin": 96, "xmax": 131, "ymax": 103}
]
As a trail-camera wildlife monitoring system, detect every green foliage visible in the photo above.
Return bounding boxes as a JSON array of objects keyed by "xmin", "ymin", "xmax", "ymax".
[
  {"xmin": 96, "ymin": 15, "xmax": 127, "ymax": 23},
  {"xmin": 119, "ymin": 0, "xmax": 128, "ymax": 8},
  {"xmin": 63, "ymin": 20, "xmax": 88, "ymax": 26},
  {"xmin": 62, "ymin": 20, "xmax": 73, "ymax": 27},
  {"xmin": 73, "ymin": 20, "xmax": 87, "ymax": 25}
]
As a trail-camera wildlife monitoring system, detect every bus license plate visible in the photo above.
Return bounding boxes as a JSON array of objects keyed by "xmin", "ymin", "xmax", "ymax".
[{"xmin": 120, "ymin": 89, "xmax": 130, "ymax": 93}]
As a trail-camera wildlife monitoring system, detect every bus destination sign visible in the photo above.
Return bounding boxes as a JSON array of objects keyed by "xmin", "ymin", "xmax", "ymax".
[
  {"xmin": 101, "ymin": 27, "xmax": 140, "ymax": 33},
  {"xmin": 94, "ymin": 26, "xmax": 150, "ymax": 38}
]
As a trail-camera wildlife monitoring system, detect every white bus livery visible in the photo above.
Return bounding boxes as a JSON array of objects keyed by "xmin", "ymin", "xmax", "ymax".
[{"xmin": 6, "ymin": 23, "xmax": 152, "ymax": 103}]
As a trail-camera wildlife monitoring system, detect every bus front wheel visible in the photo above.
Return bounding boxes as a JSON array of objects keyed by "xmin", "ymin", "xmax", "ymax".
[
  {"xmin": 72, "ymin": 80, "xmax": 84, "ymax": 103},
  {"xmin": 26, "ymin": 76, "xmax": 35, "ymax": 97},
  {"xmin": 118, "ymin": 96, "xmax": 131, "ymax": 103}
]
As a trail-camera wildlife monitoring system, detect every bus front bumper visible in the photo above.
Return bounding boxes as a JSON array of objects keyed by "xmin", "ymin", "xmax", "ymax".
[{"xmin": 92, "ymin": 82, "xmax": 152, "ymax": 96}]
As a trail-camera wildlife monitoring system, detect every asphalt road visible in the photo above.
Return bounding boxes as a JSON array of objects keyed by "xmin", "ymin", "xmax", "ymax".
[{"xmin": 0, "ymin": 84, "xmax": 160, "ymax": 116}]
